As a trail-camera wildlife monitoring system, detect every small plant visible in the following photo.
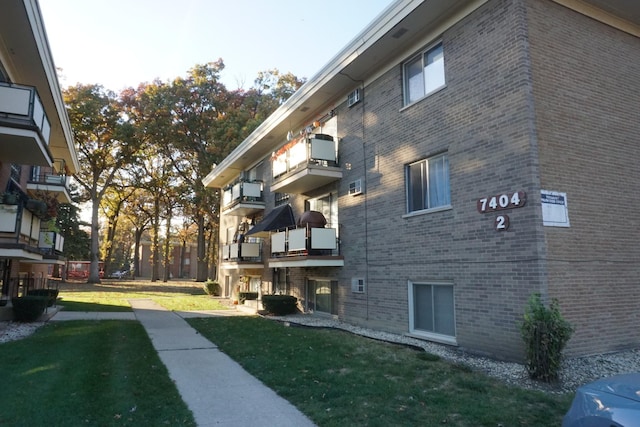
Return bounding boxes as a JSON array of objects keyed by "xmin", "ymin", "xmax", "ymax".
[
  {"xmin": 520, "ymin": 293, "xmax": 573, "ymax": 383},
  {"xmin": 202, "ymin": 280, "xmax": 221, "ymax": 296},
  {"xmin": 261, "ymin": 295, "xmax": 298, "ymax": 315},
  {"xmin": 12, "ymin": 296, "xmax": 49, "ymax": 322}
]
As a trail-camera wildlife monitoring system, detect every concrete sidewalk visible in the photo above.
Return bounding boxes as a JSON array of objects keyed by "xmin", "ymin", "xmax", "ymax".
[{"xmin": 52, "ymin": 301, "xmax": 315, "ymax": 427}]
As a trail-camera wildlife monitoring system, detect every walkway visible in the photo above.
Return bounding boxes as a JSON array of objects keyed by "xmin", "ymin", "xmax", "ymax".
[{"xmin": 52, "ymin": 300, "xmax": 315, "ymax": 427}]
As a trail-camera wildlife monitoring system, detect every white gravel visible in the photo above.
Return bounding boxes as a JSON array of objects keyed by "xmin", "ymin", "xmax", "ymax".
[
  {"xmin": 269, "ymin": 313, "xmax": 640, "ymax": 394},
  {"xmin": 0, "ymin": 321, "xmax": 45, "ymax": 344}
]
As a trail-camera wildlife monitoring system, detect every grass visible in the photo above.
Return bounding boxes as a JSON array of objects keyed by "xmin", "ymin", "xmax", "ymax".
[
  {"xmin": 0, "ymin": 320, "xmax": 195, "ymax": 426},
  {"xmin": 188, "ymin": 316, "xmax": 573, "ymax": 427},
  {"xmin": 57, "ymin": 280, "xmax": 231, "ymax": 312}
]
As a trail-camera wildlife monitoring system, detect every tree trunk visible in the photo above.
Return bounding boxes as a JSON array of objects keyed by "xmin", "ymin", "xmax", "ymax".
[
  {"xmin": 162, "ymin": 208, "xmax": 172, "ymax": 282},
  {"xmin": 196, "ymin": 214, "xmax": 207, "ymax": 282},
  {"xmin": 88, "ymin": 199, "xmax": 102, "ymax": 283},
  {"xmin": 133, "ymin": 226, "xmax": 143, "ymax": 277},
  {"xmin": 151, "ymin": 199, "xmax": 160, "ymax": 282}
]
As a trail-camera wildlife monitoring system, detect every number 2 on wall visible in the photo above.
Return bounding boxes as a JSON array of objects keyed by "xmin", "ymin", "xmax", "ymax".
[{"xmin": 495, "ymin": 215, "xmax": 509, "ymax": 231}]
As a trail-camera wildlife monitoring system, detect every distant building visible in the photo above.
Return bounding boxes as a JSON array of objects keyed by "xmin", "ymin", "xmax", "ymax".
[
  {"xmin": 204, "ymin": 0, "xmax": 640, "ymax": 360},
  {"xmin": 137, "ymin": 235, "xmax": 198, "ymax": 280}
]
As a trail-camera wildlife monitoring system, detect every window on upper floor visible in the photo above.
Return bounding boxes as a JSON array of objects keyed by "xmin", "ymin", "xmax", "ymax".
[
  {"xmin": 406, "ymin": 153, "xmax": 450, "ymax": 213},
  {"xmin": 403, "ymin": 42, "xmax": 445, "ymax": 106}
]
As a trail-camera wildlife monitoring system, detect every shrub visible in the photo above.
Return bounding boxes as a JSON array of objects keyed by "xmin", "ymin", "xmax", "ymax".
[
  {"xmin": 203, "ymin": 280, "xmax": 221, "ymax": 296},
  {"xmin": 520, "ymin": 293, "xmax": 573, "ymax": 382},
  {"xmin": 27, "ymin": 289, "xmax": 59, "ymax": 307},
  {"xmin": 261, "ymin": 295, "xmax": 298, "ymax": 315},
  {"xmin": 12, "ymin": 296, "xmax": 49, "ymax": 322},
  {"xmin": 239, "ymin": 292, "xmax": 258, "ymax": 304}
]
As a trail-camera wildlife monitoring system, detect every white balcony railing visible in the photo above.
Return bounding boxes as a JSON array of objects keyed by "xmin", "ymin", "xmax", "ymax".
[
  {"xmin": 221, "ymin": 242, "xmax": 262, "ymax": 261},
  {"xmin": 272, "ymin": 134, "xmax": 337, "ymax": 179},
  {"xmin": 270, "ymin": 225, "xmax": 339, "ymax": 257},
  {"xmin": 0, "ymin": 82, "xmax": 51, "ymax": 145},
  {"xmin": 222, "ymin": 181, "xmax": 264, "ymax": 209},
  {"xmin": 39, "ymin": 231, "xmax": 65, "ymax": 253}
]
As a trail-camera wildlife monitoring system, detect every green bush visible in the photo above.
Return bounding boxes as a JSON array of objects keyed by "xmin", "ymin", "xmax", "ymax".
[
  {"xmin": 239, "ymin": 292, "xmax": 258, "ymax": 304},
  {"xmin": 261, "ymin": 295, "xmax": 298, "ymax": 315},
  {"xmin": 520, "ymin": 293, "xmax": 573, "ymax": 382},
  {"xmin": 27, "ymin": 289, "xmax": 59, "ymax": 307},
  {"xmin": 203, "ymin": 280, "xmax": 221, "ymax": 296},
  {"xmin": 12, "ymin": 296, "xmax": 48, "ymax": 322}
]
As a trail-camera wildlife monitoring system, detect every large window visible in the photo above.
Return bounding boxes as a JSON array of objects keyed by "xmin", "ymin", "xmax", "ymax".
[
  {"xmin": 408, "ymin": 282, "xmax": 456, "ymax": 342},
  {"xmin": 406, "ymin": 153, "xmax": 450, "ymax": 213},
  {"xmin": 403, "ymin": 42, "xmax": 445, "ymax": 105}
]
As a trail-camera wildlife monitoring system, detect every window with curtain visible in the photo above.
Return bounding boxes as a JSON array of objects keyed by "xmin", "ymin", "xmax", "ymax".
[
  {"xmin": 403, "ymin": 42, "xmax": 445, "ymax": 105},
  {"xmin": 406, "ymin": 153, "xmax": 450, "ymax": 213}
]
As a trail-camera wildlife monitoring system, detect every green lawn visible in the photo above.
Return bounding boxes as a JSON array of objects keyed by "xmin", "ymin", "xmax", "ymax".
[
  {"xmin": 188, "ymin": 316, "xmax": 574, "ymax": 427},
  {"xmin": 3, "ymin": 281, "xmax": 573, "ymax": 426},
  {"xmin": 56, "ymin": 280, "xmax": 230, "ymax": 312},
  {"xmin": 0, "ymin": 320, "xmax": 195, "ymax": 426}
]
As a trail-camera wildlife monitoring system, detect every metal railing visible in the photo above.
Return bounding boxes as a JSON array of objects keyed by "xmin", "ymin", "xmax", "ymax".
[
  {"xmin": 272, "ymin": 134, "xmax": 338, "ymax": 179},
  {"xmin": 0, "ymin": 82, "xmax": 51, "ymax": 145}
]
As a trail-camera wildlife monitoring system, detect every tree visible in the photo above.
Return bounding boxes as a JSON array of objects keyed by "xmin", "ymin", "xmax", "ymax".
[
  {"xmin": 56, "ymin": 203, "xmax": 90, "ymax": 261},
  {"xmin": 64, "ymin": 84, "xmax": 138, "ymax": 283}
]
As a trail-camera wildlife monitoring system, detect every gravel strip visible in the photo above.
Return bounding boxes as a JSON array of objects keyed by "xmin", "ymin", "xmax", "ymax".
[
  {"xmin": 0, "ymin": 321, "xmax": 45, "ymax": 344},
  {"xmin": 268, "ymin": 313, "xmax": 640, "ymax": 394}
]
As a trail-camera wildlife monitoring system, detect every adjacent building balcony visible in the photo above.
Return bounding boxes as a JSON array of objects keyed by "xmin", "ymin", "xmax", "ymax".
[
  {"xmin": 222, "ymin": 180, "xmax": 265, "ymax": 216},
  {"xmin": 220, "ymin": 241, "xmax": 264, "ymax": 270},
  {"xmin": 0, "ymin": 202, "xmax": 45, "ymax": 261},
  {"xmin": 271, "ymin": 134, "xmax": 342, "ymax": 195},
  {"xmin": 27, "ymin": 159, "xmax": 72, "ymax": 203},
  {"xmin": 39, "ymin": 231, "xmax": 65, "ymax": 255},
  {"xmin": 268, "ymin": 224, "xmax": 344, "ymax": 268},
  {"xmin": 0, "ymin": 82, "xmax": 53, "ymax": 167}
]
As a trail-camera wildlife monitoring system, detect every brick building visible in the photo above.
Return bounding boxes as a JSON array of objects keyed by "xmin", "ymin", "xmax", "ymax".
[
  {"xmin": 204, "ymin": 0, "xmax": 640, "ymax": 360},
  {"xmin": 0, "ymin": 0, "xmax": 79, "ymax": 305}
]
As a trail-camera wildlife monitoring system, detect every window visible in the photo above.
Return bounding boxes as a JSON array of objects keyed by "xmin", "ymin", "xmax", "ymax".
[
  {"xmin": 408, "ymin": 282, "xmax": 455, "ymax": 341},
  {"xmin": 351, "ymin": 278, "xmax": 365, "ymax": 293},
  {"xmin": 403, "ymin": 42, "xmax": 445, "ymax": 105},
  {"xmin": 406, "ymin": 153, "xmax": 450, "ymax": 213}
]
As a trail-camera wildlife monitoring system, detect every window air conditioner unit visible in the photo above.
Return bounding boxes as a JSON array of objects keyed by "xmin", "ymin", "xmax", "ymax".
[
  {"xmin": 347, "ymin": 88, "xmax": 361, "ymax": 107},
  {"xmin": 348, "ymin": 179, "xmax": 362, "ymax": 196}
]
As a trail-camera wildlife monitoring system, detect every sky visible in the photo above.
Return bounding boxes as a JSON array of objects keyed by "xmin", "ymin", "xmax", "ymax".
[{"xmin": 38, "ymin": 0, "xmax": 394, "ymax": 92}]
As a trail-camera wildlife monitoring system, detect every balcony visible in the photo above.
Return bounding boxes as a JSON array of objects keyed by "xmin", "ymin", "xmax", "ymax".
[
  {"xmin": 222, "ymin": 181, "xmax": 265, "ymax": 216},
  {"xmin": 271, "ymin": 134, "xmax": 342, "ymax": 195},
  {"xmin": 268, "ymin": 225, "xmax": 344, "ymax": 268},
  {"xmin": 220, "ymin": 242, "xmax": 264, "ymax": 270},
  {"xmin": 27, "ymin": 159, "xmax": 72, "ymax": 203},
  {"xmin": 0, "ymin": 202, "xmax": 44, "ymax": 261},
  {"xmin": 39, "ymin": 231, "xmax": 65, "ymax": 255},
  {"xmin": 0, "ymin": 82, "xmax": 53, "ymax": 167}
]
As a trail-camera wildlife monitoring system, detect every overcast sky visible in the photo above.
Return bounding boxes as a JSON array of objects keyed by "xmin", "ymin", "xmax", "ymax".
[{"xmin": 39, "ymin": 0, "xmax": 394, "ymax": 91}]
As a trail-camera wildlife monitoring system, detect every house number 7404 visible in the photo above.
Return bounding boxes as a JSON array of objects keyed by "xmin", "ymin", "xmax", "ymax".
[{"xmin": 477, "ymin": 191, "xmax": 527, "ymax": 213}]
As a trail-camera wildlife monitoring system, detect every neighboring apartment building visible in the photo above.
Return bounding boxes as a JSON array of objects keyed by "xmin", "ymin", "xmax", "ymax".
[
  {"xmin": 0, "ymin": 0, "xmax": 79, "ymax": 303},
  {"xmin": 204, "ymin": 0, "xmax": 640, "ymax": 360},
  {"xmin": 137, "ymin": 236, "xmax": 199, "ymax": 280}
]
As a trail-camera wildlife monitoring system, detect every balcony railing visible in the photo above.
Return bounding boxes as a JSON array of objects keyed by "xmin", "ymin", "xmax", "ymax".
[
  {"xmin": 271, "ymin": 134, "xmax": 342, "ymax": 194},
  {"xmin": 222, "ymin": 181, "xmax": 265, "ymax": 216},
  {"xmin": 221, "ymin": 242, "xmax": 262, "ymax": 262},
  {"xmin": 0, "ymin": 82, "xmax": 52, "ymax": 165},
  {"xmin": 270, "ymin": 224, "xmax": 340, "ymax": 257},
  {"xmin": 39, "ymin": 231, "xmax": 65, "ymax": 254},
  {"xmin": 27, "ymin": 159, "xmax": 72, "ymax": 203}
]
